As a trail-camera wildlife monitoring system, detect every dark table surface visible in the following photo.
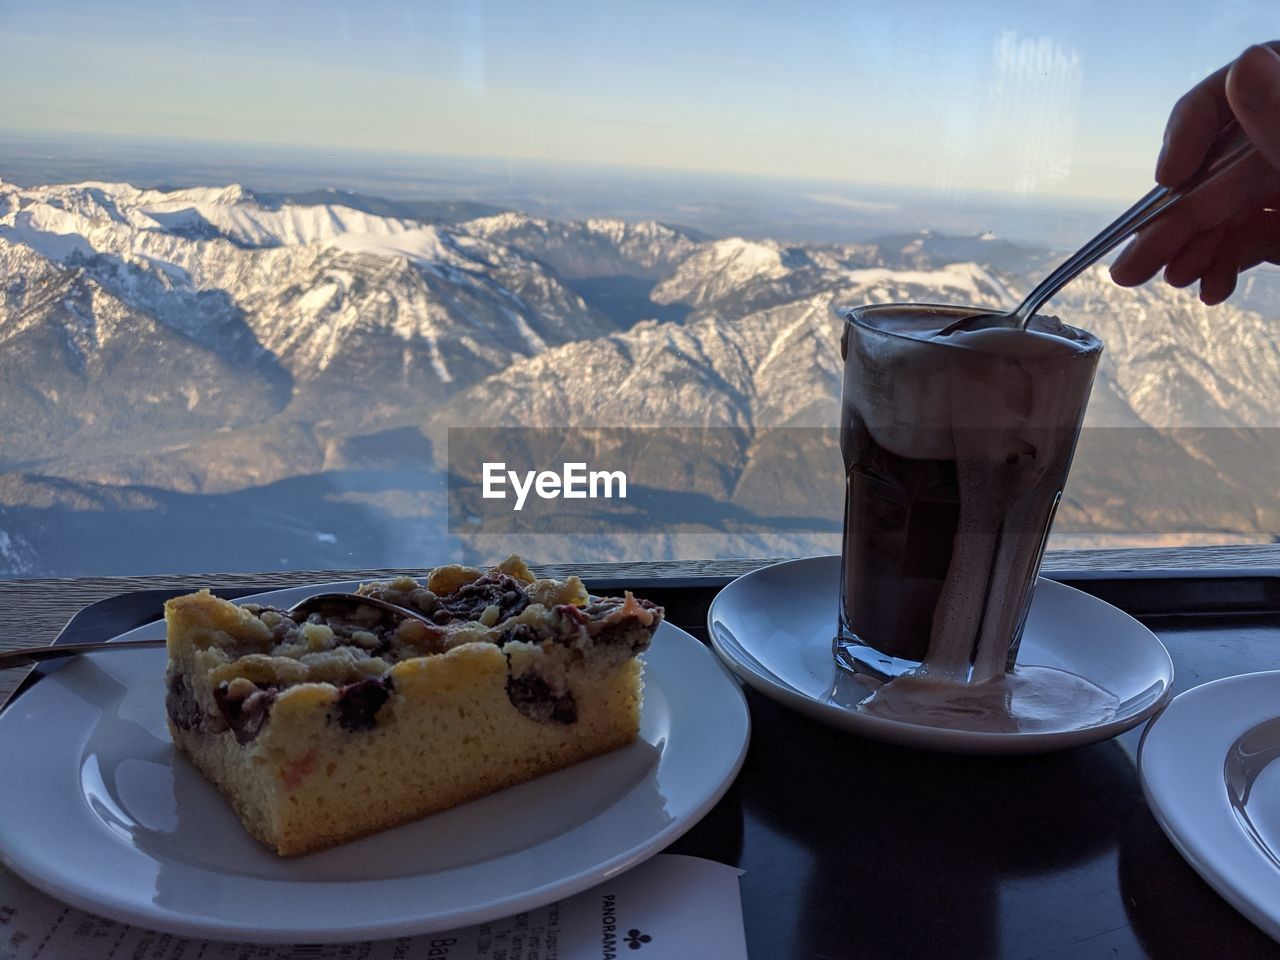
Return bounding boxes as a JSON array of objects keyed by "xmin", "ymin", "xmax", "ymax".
[
  {"xmin": 666, "ymin": 608, "xmax": 1280, "ymax": 960},
  {"xmin": 6, "ymin": 545, "xmax": 1280, "ymax": 958}
]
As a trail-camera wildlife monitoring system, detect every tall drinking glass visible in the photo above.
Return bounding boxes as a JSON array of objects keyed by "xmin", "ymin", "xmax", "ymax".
[{"xmin": 836, "ymin": 304, "xmax": 1102, "ymax": 683}]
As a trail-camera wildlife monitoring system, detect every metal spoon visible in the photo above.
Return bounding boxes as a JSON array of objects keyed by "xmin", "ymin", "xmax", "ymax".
[
  {"xmin": 939, "ymin": 119, "xmax": 1256, "ymax": 336},
  {"xmin": 0, "ymin": 592, "xmax": 436, "ymax": 670}
]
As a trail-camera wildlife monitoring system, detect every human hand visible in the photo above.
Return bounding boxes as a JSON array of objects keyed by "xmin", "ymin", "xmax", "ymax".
[{"xmin": 1109, "ymin": 43, "xmax": 1280, "ymax": 305}]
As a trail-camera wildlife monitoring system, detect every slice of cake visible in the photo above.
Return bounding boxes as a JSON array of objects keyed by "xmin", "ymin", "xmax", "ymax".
[{"xmin": 164, "ymin": 556, "xmax": 662, "ymax": 856}]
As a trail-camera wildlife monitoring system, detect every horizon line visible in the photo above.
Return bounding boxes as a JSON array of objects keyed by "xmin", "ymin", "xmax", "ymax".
[{"xmin": 0, "ymin": 126, "xmax": 1128, "ymax": 212}]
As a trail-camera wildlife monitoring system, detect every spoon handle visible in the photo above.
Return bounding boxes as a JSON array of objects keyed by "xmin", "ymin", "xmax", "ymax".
[
  {"xmin": 1015, "ymin": 120, "xmax": 1255, "ymax": 328},
  {"xmin": 0, "ymin": 638, "xmax": 167, "ymax": 670},
  {"xmin": 0, "ymin": 592, "xmax": 437, "ymax": 672}
]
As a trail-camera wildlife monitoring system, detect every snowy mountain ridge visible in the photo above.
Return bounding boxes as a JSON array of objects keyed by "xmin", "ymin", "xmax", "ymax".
[{"xmin": 4, "ymin": 178, "xmax": 1280, "ymax": 578}]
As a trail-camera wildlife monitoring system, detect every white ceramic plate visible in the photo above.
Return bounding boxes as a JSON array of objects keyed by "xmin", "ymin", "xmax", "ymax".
[
  {"xmin": 0, "ymin": 581, "xmax": 750, "ymax": 943},
  {"xmin": 1140, "ymin": 671, "xmax": 1280, "ymax": 943},
  {"xmin": 708, "ymin": 555, "xmax": 1172, "ymax": 755}
]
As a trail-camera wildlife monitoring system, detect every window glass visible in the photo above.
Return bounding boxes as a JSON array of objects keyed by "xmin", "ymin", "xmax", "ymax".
[{"xmin": 1, "ymin": 0, "xmax": 1276, "ymax": 577}]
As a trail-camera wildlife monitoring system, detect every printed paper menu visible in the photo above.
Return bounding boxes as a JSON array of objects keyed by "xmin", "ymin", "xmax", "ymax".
[{"xmin": 0, "ymin": 854, "xmax": 746, "ymax": 960}]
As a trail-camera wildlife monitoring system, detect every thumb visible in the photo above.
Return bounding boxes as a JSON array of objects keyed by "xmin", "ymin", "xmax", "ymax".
[{"xmin": 1226, "ymin": 44, "xmax": 1280, "ymax": 173}]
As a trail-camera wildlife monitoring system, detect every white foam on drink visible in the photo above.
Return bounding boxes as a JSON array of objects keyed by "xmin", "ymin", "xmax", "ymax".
[{"xmin": 847, "ymin": 311, "xmax": 1101, "ymax": 456}]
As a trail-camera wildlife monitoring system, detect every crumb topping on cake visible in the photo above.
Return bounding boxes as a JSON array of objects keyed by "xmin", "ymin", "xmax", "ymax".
[
  {"xmin": 165, "ymin": 556, "xmax": 663, "ymax": 747},
  {"xmin": 356, "ymin": 556, "xmax": 658, "ymax": 656}
]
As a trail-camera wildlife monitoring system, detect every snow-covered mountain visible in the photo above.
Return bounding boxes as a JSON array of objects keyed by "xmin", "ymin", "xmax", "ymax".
[
  {"xmin": 0, "ymin": 182, "xmax": 675, "ymax": 456},
  {"xmin": 0, "ymin": 242, "xmax": 291, "ymax": 465},
  {"xmin": 437, "ymin": 251, "xmax": 1280, "ymax": 432},
  {"xmin": 3, "ymin": 177, "xmax": 1279, "ymax": 574},
  {"xmin": 433, "ymin": 257, "xmax": 1280, "ymax": 538},
  {"xmin": 464, "ymin": 212, "xmax": 702, "ymax": 279}
]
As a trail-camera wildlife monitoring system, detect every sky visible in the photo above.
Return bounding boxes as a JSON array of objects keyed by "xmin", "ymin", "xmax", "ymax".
[{"xmin": 1, "ymin": 0, "xmax": 1275, "ymax": 201}]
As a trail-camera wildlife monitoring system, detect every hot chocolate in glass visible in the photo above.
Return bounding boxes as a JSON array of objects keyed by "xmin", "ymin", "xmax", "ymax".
[{"xmin": 837, "ymin": 304, "xmax": 1102, "ymax": 685}]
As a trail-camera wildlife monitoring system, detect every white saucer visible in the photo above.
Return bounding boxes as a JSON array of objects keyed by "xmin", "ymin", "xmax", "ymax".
[
  {"xmin": 0, "ymin": 581, "xmax": 750, "ymax": 943},
  {"xmin": 1140, "ymin": 671, "xmax": 1280, "ymax": 943},
  {"xmin": 707, "ymin": 555, "xmax": 1172, "ymax": 755}
]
